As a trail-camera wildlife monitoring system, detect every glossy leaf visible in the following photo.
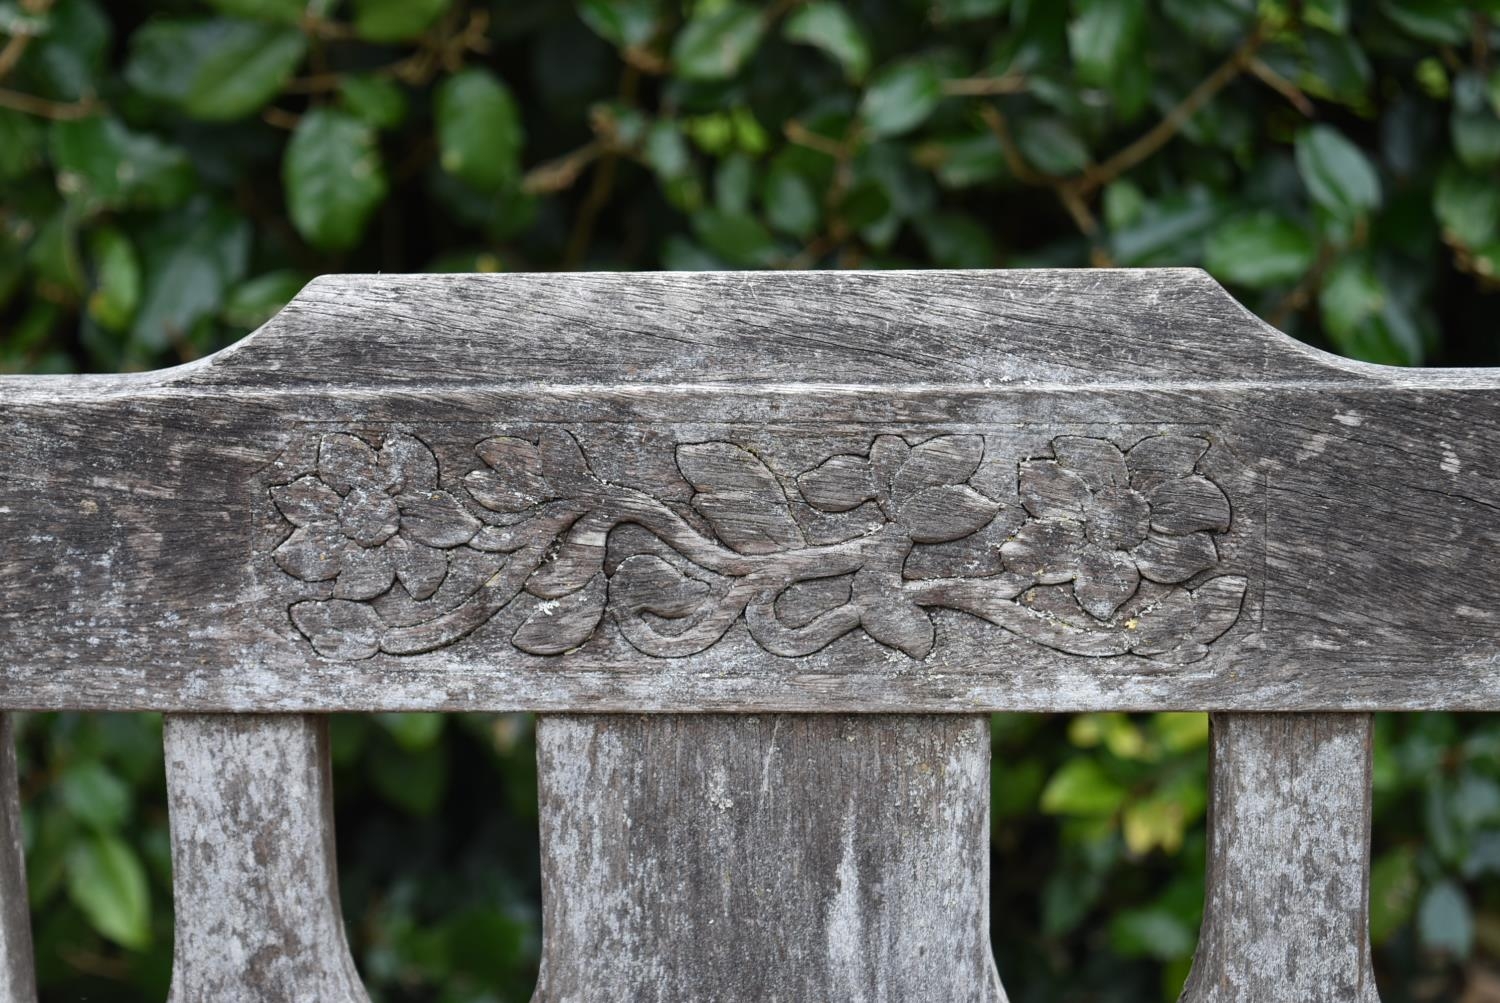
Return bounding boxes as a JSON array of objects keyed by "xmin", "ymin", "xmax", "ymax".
[
  {"xmin": 1295, "ymin": 125, "xmax": 1382, "ymax": 222},
  {"xmin": 283, "ymin": 108, "xmax": 389, "ymax": 251},
  {"xmin": 784, "ymin": 2, "xmax": 871, "ymax": 81},
  {"xmin": 125, "ymin": 18, "xmax": 307, "ymax": 121},
  {"xmin": 672, "ymin": 2, "xmax": 764, "ymax": 80},
  {"xmin": 435, "ymin": 69, "xmax": 524, "ymax": 193}
]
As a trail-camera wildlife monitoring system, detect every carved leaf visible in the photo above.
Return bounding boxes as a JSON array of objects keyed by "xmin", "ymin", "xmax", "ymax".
[
  {"xmin": 387, "ymin": 535, "xmax": 448, "ymax": 601},
  {"xmin": 1082, "ymin": 486, "xmax": 1149, "ymax": 550},
  {"xmin": 611, "ymin": 555, "xmax": 712, "ymax": 618},
  {"xmin": 317, "ymin": 433, "xmax": 379, "ymax": 494},
  {"xmin": 290, "ymin": 599, "xmax": 383, "ymax": 660},
  {"xmin": 1126, "ymin": 434, "xmax": 1209, "ymax": 490},
  {"xmin": 1052, "ymin": 436, "xmax": 1128, "ymax": 492},
  {"xmin": 897, "ymin": 485, "xmax": 999, "ymax": 543},
  {"xmin": 891, "ymin": 433, "xmax": 984, "ymax": 501},
  {"xmin": 377, "ymin": 432, "xmax": 439, "ymax": 493},
  {"xmin": 1073, "ymin": 543, "xmax": 1140, "ymax": 620},
  {"xmin": 1017, "ymin": 460, "xmax": 1089, "ymax": 520},
  {"xmin": 274, "ymin": 523, "xmax": 347, "ymax": 582},
  {"xmin": 868, "ymin": 434, "xmax": 912, "ymax": 505},
  {"xmin": 332, "ymin": 545, "xmax": 395, "ymax": 600},
  {"xmin": 1000, "ymin": 518, "xmax": 1085, "ymax": 583},
  {"xmin": 677, "ymin": 442, "xmax": 804, "ymax": 554},
  {"xmin": 395, "ymin": 488, "xmax": 480, "ymax": 548},
  {"xmin": 1189, "ymin": 574, "xmax": 1248, "ymax": 644},
  {"xmin": 512, "ymin": 573, "xmax": 607, "ymax": 655},
  {"xmin": 1132, "ymin": 530, "xmax": 1217, "ymax": 584},
  {"xmin": 797, "ymin": 454, "xmax": 875, "ymax": 512},
  {"xmin": 469, "ymin": 436, "xmax": 547, "ymax": 512},
  {"xmin": 1148, "ymin": 476, "xmax": 1231, "ymax": 535},
  {"xmin": 775, "ymin": 574, "xmax": 854, "ymax": 628},
  {"xmin": 271, "ymin": 476, "xmax": 340, "ymax": 527},
  {"xmin": 539, "ymin": 428, "xmax": 592, "ymax": 494},
  {"xmin": 858, "ymin": 593, "xmax": 934, "ymax": 659}
]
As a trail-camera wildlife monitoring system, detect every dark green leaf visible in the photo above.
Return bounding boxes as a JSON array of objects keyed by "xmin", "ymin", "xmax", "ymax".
[
  {"xmin": 1109, "ymin": 907, "xmax": 1195, "ymax": 960},
  {"xmin": 206, "ymin": 0, "xmax": 306, "ymax": 23},
  {"xmin": 1319, "ymin": 254, "xmax": 1384, "ymax": 343},
  {"xmin": 223, "ymin": 270, "xmax": 307, "ymax": 329},
  {"xmin": 784, "ymin": 2, "xmax": 872, "ymax": 82},
  {"xmin": 1204, "ymin": 211, "xmax": 1316, "ymax": 288},
  {"xmin": 59, "ymin": 761, "xmax": 132, "ymax": 831},
  {"xmin": 1380, "ymin": 0, "xmax": 1469, "ymax": 44},
  {"xmin": 761, "ymin": 158, "xmax": 820, "ymax": 238},
  {"xmin": 49, "ymin": 116, "xmax": 194, "ymax": 212},
  {"xmin": 1040, "ymin": 758, "xmax": 1127, "ymax": 815},
  {"xmin": 1068, "ymin": 0, "xmax": 1145, "ymax": 86},
  {"xmin": 1369, "ymin": 847, "xmax": 1420, "ymax": 945},
  {"xmin": 435, "ymin": 68, "xmax": 524, "ymax": 193},
  {"xmin": 1452, "ymin": 72, "xmax": 1500, "ymax": 170},
  {"xmin": 0, "ymin": 108, "xmax": 44, "ymax": 181},
  {"xmin": 340, "ymin": 75, "xmax": 409, "ymax": 130},
  {"xmin": 916, "ymin": 212, "xmax": 995, "ymax": 267},
  {"xmin": 860, "ymin": 60, "xmax": 942, "ymax": 139},
  {"xmin": 85, "ymin": 227, "xmax": 140, "ymax": 333},
  {"xmin": 376, "ymin": 712, "xmax": 447, "ymax": 751},
  {"xmin": 283, "ymin": 108, "xmax": 388, "ymax": 251},
  {"xmin": 352, "ymin": 0, "xmax": 450, "ymax": 42},
  {"xmin": 21, "ymin": 0, "xmax": 110, "ymax": 102},
  {"xmin": 692, "ymin": 209, "xmax": 779, "ymax": 266},
  {"xmin": 1016, "ymin": 116, "xmax": 1091, "ymax": 174},
  {"xmin": 125, "ymin": 18, "xmax": 307, "ymax": 121},
  {"xmin": 672, "ymin": 2, "xmax": 765, "ymax": 81},
  {"xmin": 132, "ymin": 199, "xmax": 250, "ymax": 350},
  {"xmin": 1434, "ymin": 163, "xmax": 1500, "ymax": 249},
  {"xmin": 1295, "ymin": 125, "xmax": 1382, "ymax": 222},
  {"xmin": 1417, "ymin": 879, "xmax": 1473, "ymax": 957},
  {"xmin": 66, "ymin": 833, "xmax": 151, "ymax": 949},
  {"xmin": 579, "ymin": 0, "xmax": 661, "ymax": 49}
]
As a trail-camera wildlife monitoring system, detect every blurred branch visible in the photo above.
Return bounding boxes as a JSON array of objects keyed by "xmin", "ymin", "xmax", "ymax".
[
  {"xmin": 0, "ymin": 0, "xmax": 52, "ymax": 81},
  {"xmin": 0, "ymin": 87, "xmax": 97, "ymax": 118},
  {"xmin": 522, "ymin": 141, "xmax": 605, "ymax": 195},
  {"xmin": 1083, "ymin": 30, "xmax": 1263, "ymax": 193},
  {"xmin": 262, "ymin": 106, "xmax": 302, "ymax": 130},
  {"xmin": 942, "ymin": 72, "xmax": 1027, "ymax": 97},
  {"xmin": 784, "ymin": 119, "xmax": 847, "ymax": 158},
  {"xmin": 1246, "ymin": 57, "xmax": 1315, "ymax": 117}
]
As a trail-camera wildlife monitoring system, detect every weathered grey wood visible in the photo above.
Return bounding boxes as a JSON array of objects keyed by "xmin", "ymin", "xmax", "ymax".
[
  {"xmin": 1180, "ymin": 713, "xmax": 1378, "ymax": 1003},
  {"xmin": 0, "ymin": 715, "xmax": 35, "ymax": 1003},
  {"xmin": 534, "ymin": 713, "xmax": 1005, "ymax": 1002},
  {"xmin": 3, "ymin": 268, "xmax": 1498, "ymax": 712},
  {"xmin": 163, "ymin": 714, "xmax": 367, "ymax": 1003}
]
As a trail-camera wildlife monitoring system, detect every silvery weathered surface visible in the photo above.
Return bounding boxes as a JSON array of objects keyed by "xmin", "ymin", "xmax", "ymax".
[
  {"xmin": 534, "ymin": 714, "xmax": 1005, "ymax": 1002},
  {"xmin": 0, "ymin": 715, "xmax": 34, "ymax": 1003},
  {"xmin": 1181, "ymin": 713, "xmax": 1378, "ymax": 1003},
  {"xmin": 2, "ymin": 267, "xmax": 1497, "ymax": 711},
  {"xmin": 163, "ymin": 715, "xmax": 368, "ymax": 1003}
]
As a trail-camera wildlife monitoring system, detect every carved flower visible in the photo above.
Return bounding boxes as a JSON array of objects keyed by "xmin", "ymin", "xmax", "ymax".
[
  {"xmin": 271, "ymin": 433, "xmax": 480, "ymax": 602},
  {"xmin": 1001, "ymin": 435, "xmax": 1231, "ymax": 620}
]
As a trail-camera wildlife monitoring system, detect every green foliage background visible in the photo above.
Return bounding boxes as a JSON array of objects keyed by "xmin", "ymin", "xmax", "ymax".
[{"xmin": 2, "ymin": 0, "xmax": 1499, "ymax": 999}]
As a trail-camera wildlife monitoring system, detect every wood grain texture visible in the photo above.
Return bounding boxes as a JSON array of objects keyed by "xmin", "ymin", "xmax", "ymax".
[
  {"xmin": 533, "ymin": 714, "xmax": 1006, "ymax": 1002},
  {"xmin": 0, "ymin": 715, "xmax": 35, "ymax": 1003},
  {"xmin": 163, "ymin": 715, "xmax": 367, "ymax": 1003},
  {"xmin": 1180, "ymin": 713, "xmax": 1378, "ymax": 1003},
  {"xmin": 3, "ymin": 268, "xmax": 1498, "ymax": 712}
]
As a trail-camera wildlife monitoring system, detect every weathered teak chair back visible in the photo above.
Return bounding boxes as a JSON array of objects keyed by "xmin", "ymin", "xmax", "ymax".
[{"xmin": 3, "ymin": 269, "xmax": 1497, "ymax": 1001}]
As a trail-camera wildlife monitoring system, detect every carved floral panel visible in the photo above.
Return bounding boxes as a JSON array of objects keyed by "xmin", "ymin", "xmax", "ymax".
[{"xmin": 264, "ymin": 428, "xmax": 1248, "ymax": 663}]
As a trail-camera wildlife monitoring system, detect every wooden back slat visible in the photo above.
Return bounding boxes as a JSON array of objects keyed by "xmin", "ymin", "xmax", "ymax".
[
  {"xmin": 1181, "ymin": 713, "xmax": 1379, "ymax": 1003},
  {"xmin": 163, "ymin": 714, "xmax": 367, "ymax": 1003},
  {"xmin": 534, "ymin": 713, "xmax": 1004, "ymax": 1002},
  {"xmin": 0, "ymin": 715, "xmax": 35, "ymax": 1003}
]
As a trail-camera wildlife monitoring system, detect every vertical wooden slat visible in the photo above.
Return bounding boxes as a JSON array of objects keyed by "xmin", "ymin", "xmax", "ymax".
[
  {"xmin": 164, "ymin": 714, "xmax": 367, "ymax": 1003},
  {"xmin": 533, "ymin": 713, "xmax": 1006, "ymax": 1003},
  {"xmin": 1180, "ymin": 713, "xmax": 1380, "ymax": 1003},
  {"xmin": 0, "ymin": 714, "xmax": 36, "ymax": 1003}
]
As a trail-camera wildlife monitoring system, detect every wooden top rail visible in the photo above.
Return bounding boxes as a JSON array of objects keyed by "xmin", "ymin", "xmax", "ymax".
[{"xmin": 2, "ymin": 268, "xmax": 1497, "ymax": 712}]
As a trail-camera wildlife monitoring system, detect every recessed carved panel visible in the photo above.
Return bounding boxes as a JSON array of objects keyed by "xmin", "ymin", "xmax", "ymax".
[{"xmin": 265, "ymin": 428, "xmax": 1247, "ymax": 663}]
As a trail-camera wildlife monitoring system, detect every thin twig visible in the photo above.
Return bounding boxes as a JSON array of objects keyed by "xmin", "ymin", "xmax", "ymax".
[
  {"xmin": 1246, "ymin": 57, "xmax": 1316, "ymax": 117},
  {"xmin": 0, "ymin": 0, "xmax": 52, "ymax": 81},
  {"xmin": 942, "ymin": 73, "xmax": 1027, "ymax": 97},
  {"xmin": 261, "ymin": 106, "xmax": 302, "ymax": 130},
  {"xmin": 522, "ymin": 141, "xmax": 604, "ymax": 195},
  {"xmin": 784, "ymin": 118, "xmax": 847, "ymax": 158},
  {"xmin": 1083, "ymin": 31, "xmax": 1261, "ymax": 193},
  {"xmin": 0, "ymin": 87, "xmax": 97, "ymax": 118}
]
